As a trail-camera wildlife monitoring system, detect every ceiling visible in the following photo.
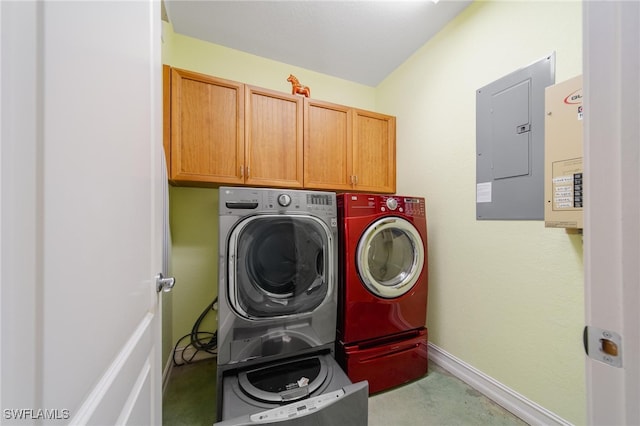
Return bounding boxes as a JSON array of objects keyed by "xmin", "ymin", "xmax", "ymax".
[{"xmin": 163, "ymin": 0, "xmax": 473, "ymax": 87}]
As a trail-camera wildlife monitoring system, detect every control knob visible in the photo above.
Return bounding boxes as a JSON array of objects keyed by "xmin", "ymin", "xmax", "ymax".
[
  {"xmin": 386, "ymin": 198, "xmax": 398, "ymax": 210},
  {"xmin": 277, "ymin": 193, "xmax": 292, "ymax": 207}
]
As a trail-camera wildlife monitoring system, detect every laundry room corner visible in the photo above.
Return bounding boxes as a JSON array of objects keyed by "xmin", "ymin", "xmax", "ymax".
[{"xmin": 168, "ymin": 186, "xmax": 220, "ymax": 362}]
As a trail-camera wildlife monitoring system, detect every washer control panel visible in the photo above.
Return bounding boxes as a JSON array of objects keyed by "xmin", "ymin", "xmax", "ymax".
[
  {"xmin": 264, "ymin": 192, "xmax": 334, "ymax": 213},
  {"xmin": 277, "ymin": 193, "xmax": 292, "ymax": 207},
  {"xmin": 249, "ymin": 389, "xmax": 345, "ymax": 422}
]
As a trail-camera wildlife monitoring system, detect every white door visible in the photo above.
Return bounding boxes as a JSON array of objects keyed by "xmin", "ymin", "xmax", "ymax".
[
  {"xmin": 583, "ymin": 1, "xmax": 640, "ymax": 424},
  {"xmin": 0, "ymin": 1, "xmax": 164, "ymax": 424}
]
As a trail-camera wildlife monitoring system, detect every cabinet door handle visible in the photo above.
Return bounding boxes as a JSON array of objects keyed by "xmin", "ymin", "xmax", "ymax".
[
  {"xmin": 240, "ymin": 165, "xmax": 244, "ymax": 178},
  {"xmin": 246, "ymin": 166, "xmax": 250, "ymax": 177},
  {"xmin": 354, "ymin": 175, "xmax": 358, "ymax": 185}
]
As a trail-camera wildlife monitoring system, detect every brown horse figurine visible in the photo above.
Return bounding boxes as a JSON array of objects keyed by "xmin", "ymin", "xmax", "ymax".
[{"xmin": 287, "ymin": 74, "xmax": 310, "ymax": 97}]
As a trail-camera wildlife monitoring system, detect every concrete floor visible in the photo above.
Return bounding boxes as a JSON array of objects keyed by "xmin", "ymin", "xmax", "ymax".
[{"xmin": 163, "ymin": 358, "xmax": 528, "ymax": 426}]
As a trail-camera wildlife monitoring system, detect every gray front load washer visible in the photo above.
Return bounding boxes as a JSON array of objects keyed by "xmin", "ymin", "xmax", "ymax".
[
  {"xmin": 215, "ymin": 353, "xmax": 369, "ymax": 426},
  {"xmin": 217, "ymin": 187, "xmax": 339, "ymax": 367}
]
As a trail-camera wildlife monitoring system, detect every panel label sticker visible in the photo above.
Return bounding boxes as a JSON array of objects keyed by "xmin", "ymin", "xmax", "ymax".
[{"xmin": 476, "ymin": 182, "xmax": 492, "ymax": 203}]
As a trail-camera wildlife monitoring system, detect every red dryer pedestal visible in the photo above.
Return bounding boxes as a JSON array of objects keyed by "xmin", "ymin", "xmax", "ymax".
[
  {"xmin": 337, "ymin": 328, "xmax": 428, "ymax": 394},
  {"xmin": 337, "ymin": 193, "xmax": 429, "ymax": 394}
]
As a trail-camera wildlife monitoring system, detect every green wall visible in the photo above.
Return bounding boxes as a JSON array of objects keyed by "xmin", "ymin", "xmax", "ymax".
[
  {"xmin": 162, "ymin": 1, "xmax": 585, "ymax": 422},
  {"xmin": 377, "ymin": 1, "xmax": 584, "ymax": 423},
  {"xmin": 162, "ymin": 22, "xmax": 377, "ymax": 109}
]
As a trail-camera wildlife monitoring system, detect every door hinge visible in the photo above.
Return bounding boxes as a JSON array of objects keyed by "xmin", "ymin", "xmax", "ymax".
[{"xmin": 583, "ymin": 326, "xmax": 622, "ymax": 367}]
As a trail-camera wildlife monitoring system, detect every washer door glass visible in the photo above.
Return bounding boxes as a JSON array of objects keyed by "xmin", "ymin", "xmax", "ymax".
[
  {"xmin": 230, "ymin": 215, "xmax": 332, "ymax": 318},
  {"xmin": 356, "ymin": 217, "xmax": 425, "ymax": 299},
  {"xmin": 238, "ymin": 356, "xmax": 328, "ymax": 403}
]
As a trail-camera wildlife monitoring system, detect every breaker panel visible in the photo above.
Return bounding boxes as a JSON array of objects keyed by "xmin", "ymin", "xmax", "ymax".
[{"xmin": 476, "ymin": 53, "xmax": 555, "ymax": 220}]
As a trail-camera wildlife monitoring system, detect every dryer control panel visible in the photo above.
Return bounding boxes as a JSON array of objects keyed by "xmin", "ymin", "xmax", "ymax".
[
  {"xmin": 339, "ymin": 193, "xmax": 426, "ymax": 218},
  {"xmin": 380, "ymin": 196, "xmax": 425, "ymax": 217}
]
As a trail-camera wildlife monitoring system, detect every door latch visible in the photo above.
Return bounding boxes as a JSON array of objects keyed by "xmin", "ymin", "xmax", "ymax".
[
  {"xmin": 583, "ymin": 326, "xmax": 622, "ymax": 368},
  {"xmin": 156, "ymin": 272, "xmax": 176, "ymax": 293}
]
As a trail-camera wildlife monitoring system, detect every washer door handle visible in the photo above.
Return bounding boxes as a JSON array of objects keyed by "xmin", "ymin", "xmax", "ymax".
[{"xmin": 281, "ymin": 386, "xmax": 309, "ymax": 401}]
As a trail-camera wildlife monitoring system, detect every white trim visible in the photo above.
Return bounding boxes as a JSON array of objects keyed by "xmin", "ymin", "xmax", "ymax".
[
  {"xmin": 0, "ymin": 0, "xmax": 4, "ymax": 413},
  {"xmin": 428, "ymin": 343, "xmax": 570, "ymax": 426},
  {"xmin": 163, "ymin": 345, "xmax": 216, "ymax": 395},
  {"xmin": 162, "ymin": 351, "xmax": 174, "ymax": 397},
  {"xmin": 1, "ymin": 1, "xmax": 42, "ymax": 414},
  {"xmin": 583, "ymin": 1, "xmax": 640, "ymax": 424},
  {"xmin": 174, "ymin": 345, "xmax": 217, "ymax": 364}
]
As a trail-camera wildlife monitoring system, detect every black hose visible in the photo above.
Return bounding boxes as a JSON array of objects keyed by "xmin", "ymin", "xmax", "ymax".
[{"xmin": 172, "ymin": 297, "xmax": 218, "ymax": 366}]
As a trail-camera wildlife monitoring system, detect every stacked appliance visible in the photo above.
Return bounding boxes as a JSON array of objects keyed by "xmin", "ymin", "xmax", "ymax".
[
  {"xmin": 336, "ymin": 193, "xmax": 429, "ymax": 394},
  {"xmin": 215, "ymin": 187, "xmax": 368, "ymax": 425}
]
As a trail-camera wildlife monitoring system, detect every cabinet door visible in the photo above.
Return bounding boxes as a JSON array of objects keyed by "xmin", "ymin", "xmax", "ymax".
[
  {"xmin": 245, "ymin": 86, "xmax": 303, "ymax": 188},
  {"xmin": 352, "ymin": 109, "xmax": 396, "ymax": 193},
  {"xmin": 303, "ymin": 99, "xmax": 353, "ymax": 191},
  {"xmin": 170, "ymin": 68, "xmax": 244, "ymax": 186}
]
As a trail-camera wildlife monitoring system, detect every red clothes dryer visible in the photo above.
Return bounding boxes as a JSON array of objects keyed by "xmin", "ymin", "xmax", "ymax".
[{"xmin": 336, "ymin": 193, "xmax": 429, "ymax": 394}]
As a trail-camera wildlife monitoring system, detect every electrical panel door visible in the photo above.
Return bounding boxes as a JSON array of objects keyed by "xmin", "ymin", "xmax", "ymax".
[{"xmin": 476, "ymin": 53, "xmax": 555, "ymax": 220}]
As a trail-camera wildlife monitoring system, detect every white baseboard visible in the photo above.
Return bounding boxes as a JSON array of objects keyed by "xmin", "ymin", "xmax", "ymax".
[
  {"xmin": 173, "ymin": 345, "xmax": 217, "ymax": 364},
  {"xmin": 162, "ymin": 345, "xmax": 216, "ymax": 395},
  {"xmin": 427, "ymin": 342, "xmax": 572, "ymax": 426},
  {"xmin": 162, "ymin": 351, "xmax": 173, "ymax": 397}
]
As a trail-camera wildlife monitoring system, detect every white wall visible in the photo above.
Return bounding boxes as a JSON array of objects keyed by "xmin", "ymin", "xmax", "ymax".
[{"xmin": 377, "ymin": 1, "xmax": 585, "ymax": 423}]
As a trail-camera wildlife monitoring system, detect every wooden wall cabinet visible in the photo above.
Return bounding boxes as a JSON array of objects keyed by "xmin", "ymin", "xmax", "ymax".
[
  {"xmin": 303, "ymin": 99, "xmax": 352, "ymax": 191},
  {"xmin": 244, "ymin": 85, "xmax": 303, "ymax": 188},
  {"xmin": 164, "ymin": 66, "xmax": 394, "ymax": 193},
  {"xmin": 304, "ymin": 99, "xmax": 396, "ymax": 194},
  {"xmin": 165, "ymin": 66, "xmax": 245, "ymax": 186},
  {"xmin": 351, "ymin": 108, "xmax": 396, "ymax": 193},
  {"xmin": 164, "ymin": 66, "xmax": 303, "ymax": 188}
]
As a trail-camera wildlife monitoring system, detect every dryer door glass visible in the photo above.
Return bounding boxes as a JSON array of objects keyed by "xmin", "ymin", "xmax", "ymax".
[
  {"xmin": 230, "ymin": 215, "xmax": 332, "ymax": 318},
  {"xmin": 356, "ymin": 217, "xmax": 425, "ymax": 298}
]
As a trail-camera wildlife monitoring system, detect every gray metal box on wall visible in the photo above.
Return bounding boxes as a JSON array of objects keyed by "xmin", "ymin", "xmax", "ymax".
[{"xmin": 476, "ymin": 53, "xmax": 555, "ymax": 220}]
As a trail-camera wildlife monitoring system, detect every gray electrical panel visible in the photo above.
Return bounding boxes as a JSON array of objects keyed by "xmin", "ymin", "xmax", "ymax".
[{"xmin": 476, "ymin": 53, "xmax": 555, "ymax": 220}]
